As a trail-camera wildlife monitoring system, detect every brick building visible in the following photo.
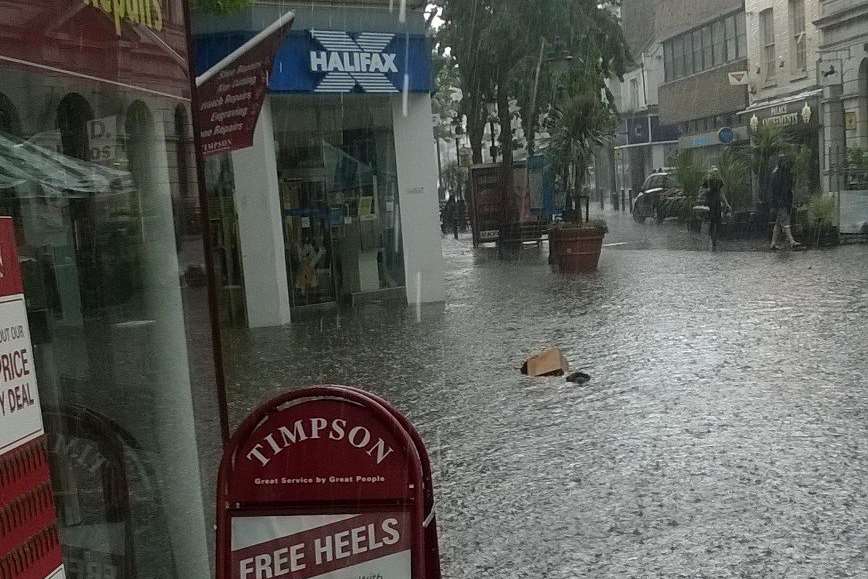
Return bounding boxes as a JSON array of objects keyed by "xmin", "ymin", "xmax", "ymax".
[{"xmin": 657, "ymin": 0, "xmax": 751, "ymax": 164}]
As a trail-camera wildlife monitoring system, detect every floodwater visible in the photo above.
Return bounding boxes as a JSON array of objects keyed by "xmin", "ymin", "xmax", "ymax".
[{"xmin": 223, "ymin": 210, "xmax": 868, "ymax": 577}]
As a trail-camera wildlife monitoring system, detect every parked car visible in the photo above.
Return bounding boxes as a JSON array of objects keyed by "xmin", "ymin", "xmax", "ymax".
[{"xmin": 632, "ymin": 171, "xmax": 678, "ymax": 223}]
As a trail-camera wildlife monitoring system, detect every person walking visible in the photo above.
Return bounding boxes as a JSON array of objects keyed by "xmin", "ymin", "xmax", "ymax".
[
  {"xmin": 769, "ymin": 156, "xmax": 801, "ymax": 250},
  {"xmin": 703, "ymin": 170, "xmax": 728, "ymax": 250},
  {"xmin": 443, "ymin": 195, "xmax": 458, "ymax": 239}
]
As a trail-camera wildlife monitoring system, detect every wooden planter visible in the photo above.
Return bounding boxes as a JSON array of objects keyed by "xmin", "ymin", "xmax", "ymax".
[{"xmin": 550, "ymin": 224, "xmax": 605, "ymax": 273}]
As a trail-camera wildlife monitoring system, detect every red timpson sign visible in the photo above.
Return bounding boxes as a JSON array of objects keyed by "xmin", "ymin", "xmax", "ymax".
[
  {"xmin": 0, "ymin": 217, "xmax": 64, "ymax": 578},
  {"xmin": 216, "ymin": 386, "xmax": 440, "ymax": 579}
]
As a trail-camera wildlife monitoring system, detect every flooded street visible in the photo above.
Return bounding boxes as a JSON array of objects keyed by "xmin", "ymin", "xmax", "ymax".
[{"xmin": 223, "ymin": 212, "xmax": 868, "ymax": 577}]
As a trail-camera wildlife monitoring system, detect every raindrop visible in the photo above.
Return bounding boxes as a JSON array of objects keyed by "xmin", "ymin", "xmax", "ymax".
[
  {"xmin": 402, "ymin": 74, "xmax": 410, "ymax": 117},
  {"xmin": 415, "ymin": 271, "xmax": 422, "ymax": 323}
]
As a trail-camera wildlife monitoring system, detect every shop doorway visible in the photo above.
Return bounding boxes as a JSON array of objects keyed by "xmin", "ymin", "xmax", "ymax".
[{"xmin": 272, "ymin": 95, "xmax": 405, "ymax": 312}]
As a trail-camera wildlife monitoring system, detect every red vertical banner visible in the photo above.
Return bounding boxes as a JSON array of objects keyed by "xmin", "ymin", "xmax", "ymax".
[
  {"xmin": 196, "ymin": 13, "xmax": 294, "ymax": 156},
  {"xmin": 0, "ymin": 217, "xmax": 64, "ymax": 579}
]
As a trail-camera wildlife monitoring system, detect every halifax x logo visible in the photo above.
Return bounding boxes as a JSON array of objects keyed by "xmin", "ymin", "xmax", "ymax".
[{"xmin": 310, "ymin": 30, "xmax": 400, "ymax": 94}]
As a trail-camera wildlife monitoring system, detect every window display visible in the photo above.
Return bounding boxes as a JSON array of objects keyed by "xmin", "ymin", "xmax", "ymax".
[
  {"xmin": 272, "ymin": 95, "xmax": 405, "ymax": 309},
  {"xmin": 0, "ymin": 0, "xmax": 219, "ymax": 576}
]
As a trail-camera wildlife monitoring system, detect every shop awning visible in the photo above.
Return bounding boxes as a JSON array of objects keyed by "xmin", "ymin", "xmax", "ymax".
[{"xmin": 0, "ymin": 132, "xmax": 134, "ymax": 197}]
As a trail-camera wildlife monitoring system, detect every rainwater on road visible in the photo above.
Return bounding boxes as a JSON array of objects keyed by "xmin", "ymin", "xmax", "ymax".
[{"xmin": 223, "ymin": 209, "xmax": 868, "ymax": 577}]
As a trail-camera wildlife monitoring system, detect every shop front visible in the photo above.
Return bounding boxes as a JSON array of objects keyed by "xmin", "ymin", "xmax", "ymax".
[
  {"xmin": 741, "ymin": 90, "xmax": 823, "ymax": 203},
  {"xmin": 1, "ymin": 0, "xmax": 220, "ymax": 576},
  {"xmin": 195, "ymin": 8, "xmax": 445, "ymax": 327}
]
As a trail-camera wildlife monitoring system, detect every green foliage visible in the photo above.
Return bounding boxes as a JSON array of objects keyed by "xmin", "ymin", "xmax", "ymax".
[
  {"xmin": 433, "ymin": 0, "xmax": 631, "ymax": 164},
  {"xmin": 194, "ymin": 0, "xmax": 251, "ymax": 15},
  {"xmin": 717, "ymin": 148, "xmax": 751, "ymax": 210},
  {"xmin": 849, "ymin": 147, "xmax": 867, "ymax": 169},
  {"xmin": 543, "ymin": 92, "xmax": 614, "ymax": 221},
  {"xmin": 806, "ymin": 194, "xmax": 836, "ymax": 225},
  {"xmin": 672, "ymin": 149, "xmax": 706, "ymax": 199},
  {"xmin": 751, "ymin": 125, "xmax": 788, "ymax": 201}
]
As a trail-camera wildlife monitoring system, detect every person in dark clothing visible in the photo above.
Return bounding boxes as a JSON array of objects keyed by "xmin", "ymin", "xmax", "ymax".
[
  {"xmin": 456, "ymin": 197, "xmax": 467, "ymax": 232},
  {"xmin": 769, "ymin": 156, "xmax": 801, "ymax": 249},
  {"xmin": 443, "ymin": 196, "xmax": 458, "ymax": 239},
  {"xmin": 703, "ymin": 170, "xmax": 726, "ymax": 250}
]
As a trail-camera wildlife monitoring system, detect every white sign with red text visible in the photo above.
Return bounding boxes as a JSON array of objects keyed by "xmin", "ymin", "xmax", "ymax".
[
  {"xmin": 231, "ymin": 512, "xmax": 411, "ymax": 579},
  {"xmin": 0, "ymin": 287, "xmax": 43, "ymax": 455}
]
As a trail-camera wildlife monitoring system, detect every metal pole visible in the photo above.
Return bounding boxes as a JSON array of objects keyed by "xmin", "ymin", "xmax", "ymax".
[
  {"xmin": 527, "ymin": 38, "xmax": 546, "ymax": 214},
  {"xmin": 435, "ymin": 134, "xmax": 444, "ymax": 200}
]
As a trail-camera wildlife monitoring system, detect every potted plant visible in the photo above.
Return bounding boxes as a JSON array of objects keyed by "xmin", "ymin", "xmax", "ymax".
[
  {"xmin": 543, "ymin": 93, "xmax": 610, "ymax": 273},
  {"xmin": 803, "ymin": 193, "xmax": 838, "ymax": 247}
]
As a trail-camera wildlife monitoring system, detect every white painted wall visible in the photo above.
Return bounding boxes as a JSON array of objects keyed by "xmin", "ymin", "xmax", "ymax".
[
  {"xmin": 231, "ymin": 97, "xmax": 292, "ymax": 327},
  {"xmin": 392, "ymin": 93, "xmax": 446, "ymax": 304},
  {"xmin": 745, "ymin": 0, "xmax": 821, "ymax": 102}
]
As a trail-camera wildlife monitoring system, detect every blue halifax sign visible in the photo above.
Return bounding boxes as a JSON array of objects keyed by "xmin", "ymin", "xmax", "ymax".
[{"xmin": 195, "ymin": 29, "xmax": 433, "ymax": 95}]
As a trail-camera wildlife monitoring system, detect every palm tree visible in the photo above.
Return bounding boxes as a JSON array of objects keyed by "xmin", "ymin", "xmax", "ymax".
[
  {"xmin": 543, "ymin": 92, "xmax": 613, "ymax": 223},
  {"xmin": 717, "ymin": 148, "xmax": 751, "ymax": 210}
]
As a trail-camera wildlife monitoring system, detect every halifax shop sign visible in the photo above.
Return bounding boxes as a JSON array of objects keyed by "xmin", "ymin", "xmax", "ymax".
[{"xmin": 196, "ymin": 29, "xmax": 433, "ymax": 95}]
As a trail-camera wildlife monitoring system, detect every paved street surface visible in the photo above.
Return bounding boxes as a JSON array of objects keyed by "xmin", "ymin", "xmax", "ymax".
[{"xmin": 223, "ymin": 208, "xmax": 868, "ymax": 577}]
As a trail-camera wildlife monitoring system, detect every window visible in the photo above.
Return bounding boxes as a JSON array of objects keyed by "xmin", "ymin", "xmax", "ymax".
[
  {"xmin": 693, "ymin": 29, "xmax": 704, "ymax": 73},
  {"xmin": 703, "ymin": 26, "xmax": 713, "ymax": 69},
  {"xmin": 736, "ymin": 13, "xmax": 748, "ymax": 58},
  {"xmin": 630, "ymin": 78, "xmax": 640, "ymax": 110},
  {"xmin": 761, "ymin": 9, "xmax": 776, "ymax": 80},
  {"xmin": 712, "ymin": 21, "xmax": 725, "ymax": 66},
  {"xmin": 673, "ymin": 36, "xmax": 684, "ymax": 79},
  {"xmin": 683, "ymin": 35, "xmax": 693, "ymax": 76},
  {"xmin": 664, "ymin": 41, "xmax": 674, "ymax": 81},
  {"xmin": 791, "ymin": 0, "xmax": 807, "ymax": 72},
  {"xmin": 725, "ymin": 15, "xmax": 737, "ymax": 61}
]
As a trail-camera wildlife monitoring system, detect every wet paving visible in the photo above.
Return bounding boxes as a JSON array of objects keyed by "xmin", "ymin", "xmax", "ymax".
[{"xmin": 223, "ymin": 208, "xmax": 868, "ymax": 577}]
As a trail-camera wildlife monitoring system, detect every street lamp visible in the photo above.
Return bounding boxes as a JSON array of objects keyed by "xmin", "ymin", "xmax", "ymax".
[
  {"xmin": 452, "ymin": 115, "xmax": 464, "ymax": 198},
  {"xmin": 485, "ymin": 101, "xmax": 499, "ymax": 163}
]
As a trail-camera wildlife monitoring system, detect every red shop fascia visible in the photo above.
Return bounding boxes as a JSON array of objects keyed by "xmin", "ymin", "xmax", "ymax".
[{"xmin": 0, "ymin": 0, "xmax": 192, "ymax": 101}]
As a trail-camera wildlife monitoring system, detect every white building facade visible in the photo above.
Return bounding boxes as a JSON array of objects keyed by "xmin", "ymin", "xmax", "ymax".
[
  {"xmin": 195, "ymin": 2, "xmax": 445, "ymax": 327},
  {"xmin": 815, "ymin": 0, "xmax": 868, "ymax": 232},
  {"xmin": 740, "ymin": 0, "xmax": 824, "ymax": 202}
]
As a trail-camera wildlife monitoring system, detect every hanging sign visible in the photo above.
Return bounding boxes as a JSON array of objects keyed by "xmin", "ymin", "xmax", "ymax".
[
  {"xmin": 216, "ymin": 386, "xmax": 440, "ymax": 579},
  {"xmin": 0, "ymin": 217, "xmax": 64, "ymax": 579},
  {"xmin": 197, "ymin": 12, "xmax": 295, "ymax": 156}
]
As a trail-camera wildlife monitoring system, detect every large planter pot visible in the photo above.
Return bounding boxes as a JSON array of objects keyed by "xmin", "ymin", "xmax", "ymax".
[{"xmin": 550, "ymin": 224, "xmax": 605, "ymax": 273}]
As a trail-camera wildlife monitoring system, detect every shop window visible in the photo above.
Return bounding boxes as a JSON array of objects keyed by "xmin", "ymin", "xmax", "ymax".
[
  {"xmin": 790, "ymin": 0, "xmax": 807, "ymax": 73},
  {"xmin": 0, "ymin": 67, "xmax": 214, "ymax": 578},
  {"xmin": 271, "ymin": 95, "xmax": 405, "ymax": 309},
  {"xmin": 761, "ymin": 9, "xmax": 776, "ymax": 80}
]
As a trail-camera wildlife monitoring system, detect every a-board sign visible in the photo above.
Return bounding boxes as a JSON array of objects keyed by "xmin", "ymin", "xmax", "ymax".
[
  {"xmin": 217, "ymin": 386, "xmax": 439, "ymax": 579},
  {"xmin": 0, "ymin": 217, "xmax": 65, "ymax": 579}
]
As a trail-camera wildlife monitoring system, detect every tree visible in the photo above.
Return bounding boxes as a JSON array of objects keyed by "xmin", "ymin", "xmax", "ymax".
[
  {"xmin": 194, "ymin": 0, "xmax": 251, "ymax": 15},
  {"xmin": 434, "ymin": 0, "xmax": 631, "ymax": 225},
  {"xmin": 717, "ymin": 148, "xmax": 751, "ymax": 210},
  {"xmin": 543, "ymin": 91, "xmax": 615, "ymax": 221}
]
